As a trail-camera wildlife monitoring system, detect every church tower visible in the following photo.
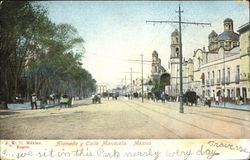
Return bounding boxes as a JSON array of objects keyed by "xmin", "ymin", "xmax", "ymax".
[
  {"xmin": 151, "ymin": 50, "xmax": 160, "ymax": 77},
  {"xmin": 170, "ymin": 29, "xmax": 180, "ymax": 96},
  {"xmin": 224, "ymin": 18, "xmax": 233, "ymax": 32}
]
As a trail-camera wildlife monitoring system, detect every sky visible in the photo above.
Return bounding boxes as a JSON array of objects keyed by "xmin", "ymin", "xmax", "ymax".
[{"xmin": 41, "ymin": 1, "xmax": 249, "ymax": 89}]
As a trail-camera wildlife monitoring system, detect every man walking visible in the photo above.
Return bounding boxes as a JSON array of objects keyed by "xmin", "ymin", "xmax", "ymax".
[{"xmin": 31, "ymin": 93, "xmax": 37, "ymax": 109}]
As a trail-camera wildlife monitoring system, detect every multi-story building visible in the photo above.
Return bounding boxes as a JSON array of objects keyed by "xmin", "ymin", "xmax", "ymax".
[
  {"xmin": 168, "ymin": 18, "xmax": 250, "ymax": 104},
  {"xmin": 238, "ymin": 22, "xmax": 250, "ymax": 104},
  {"xmin": 191, "ymin": 19, "xmax": 249, "ymax": 104}
]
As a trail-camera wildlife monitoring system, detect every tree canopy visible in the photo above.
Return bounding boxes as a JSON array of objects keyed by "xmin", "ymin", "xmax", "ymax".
[{"xmin": 0, "ymin": 1, "xmax": 96, "ymax": 104}]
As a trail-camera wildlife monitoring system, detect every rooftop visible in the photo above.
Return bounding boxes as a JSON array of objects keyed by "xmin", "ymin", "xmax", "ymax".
[{"xmin": 217, "ymin": 31, "xmax": 239, "ymax": 41}]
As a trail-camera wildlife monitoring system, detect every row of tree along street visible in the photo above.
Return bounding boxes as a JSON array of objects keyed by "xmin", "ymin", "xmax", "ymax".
[{"xmin": 0, "ymin": 1, "xmax": 96, "ymax": 109}]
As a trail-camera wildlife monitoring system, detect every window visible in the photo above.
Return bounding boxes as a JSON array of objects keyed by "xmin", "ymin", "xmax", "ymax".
[
  {"xmin": 212, "ymin": 71, "xmax": 215, "ymax": 82},
  {"xmin": 225, "ymin": 41, "xmax": 230, "ymax": 49},
  {"xmin": 233, "ymin": 41, "xmax": 237, "ymax": 47},
  {"xmin": 176, "ymin": 48, "xmax": 179, "ymax": 57},
  {"xmin": 222, "ymin": 69, "xmax": 225, "ymax": 82},
  {"xmin": 202, "ymin": 73, "xmax": 205, "ymax": 85},
  {"xmin": 227, "ymin": 68, "xmax": 230, "ymax": 82},
  {"xmin": 236, "ymin": 65, "xmax": 240, "ymax": 78},
  {"xmin": 220, "ymin": 42, "xmax": 224, "ymax": 47},
  {"xmin": 218, "ymin": 70, "xmax": 221, "ymax": 81},
  {"xmin": 176, "ymin": 37, "xmax": 178, "ymax": 43},
  {"xmin": 198, "ymin": 58, "xmax": 201, "ymax": 67}
]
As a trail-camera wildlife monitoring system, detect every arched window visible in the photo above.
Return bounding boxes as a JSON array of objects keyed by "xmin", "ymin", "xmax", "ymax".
[
  {"xmin": 176, "ymin": 47, "xmax": 179, "ymax": 57},
  {"xmin": 220, "ymin": 42, "xmax": 224, "ymax": 47},
  {"xmin": 233, "ymin": 41, "xmax": 237, "ymax": 47}
]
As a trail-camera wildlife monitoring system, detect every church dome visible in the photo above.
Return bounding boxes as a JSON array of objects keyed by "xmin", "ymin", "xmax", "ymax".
[
  {"xmin": 224, "ymin": 18, "xmax": 233, "ymax": 23},
  {"xmin": 208, "ymin": 30, "xmax": 218, "ymax": 38},
  {"xmin": 217, "ymin": 31, "xmax": 239, "ymax": 41},
  {"xmin": 171, "ymin": 29, "xmax": 179, "ymax": 36}
]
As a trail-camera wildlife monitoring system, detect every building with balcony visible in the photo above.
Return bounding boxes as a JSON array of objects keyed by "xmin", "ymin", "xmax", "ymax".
[
  {"xmin": 191, "ymin": 19, "xmax": 250, "ymax": 104},
  {"xmin": 238, "ymin": 22, "xmax": 250, "ymax": 104}
]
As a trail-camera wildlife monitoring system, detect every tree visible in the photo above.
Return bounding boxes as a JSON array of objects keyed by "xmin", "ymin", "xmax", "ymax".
[
  {"xmin": 160, "ymin": 73, "xmax": 170, "ymax": 89},
  {"xmin": 0, "ymin": 1, "xmax": 96, "ymax": 106},
  {"xmin": 0, "ymin": 1, "xmax": 50, "ymax": 102}
]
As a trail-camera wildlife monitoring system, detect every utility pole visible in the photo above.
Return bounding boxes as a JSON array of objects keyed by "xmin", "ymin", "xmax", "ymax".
[
  {"xmin": 146, "ymin": 4, "xmax": 211, "ymax": 113},
  {"xmin": 129, "ymin": 57, "xmax": 152, "ymax": 103},
  {"xmin": 141, "ymin": 54, "xmax": 144, "ymax": 102},
  {"xmin": 130, "ymin": 68, "xmax": 133, "ymax": 99},
  {"xmin": 122, "ymin": 69, "xmax": 140, "ymax": 100},
  {"xmin": 125, "ymin": 76, "xmax": 127, "ymax": 95},
  {"xmin": 223, "ymin": 49, "xmax": 226, "ymax": 108},
  {"xmin": 121, "ymin": 79, "xmax": 123, "ymax": 95}
]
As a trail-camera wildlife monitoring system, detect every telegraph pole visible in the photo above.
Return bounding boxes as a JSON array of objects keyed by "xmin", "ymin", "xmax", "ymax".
[
  {"xmin": 129, "ymin": 57, "xmax": 152, "ymax": 103},
  {"xmin": 130, "ymin": 68, "xmax": 133, "ymax": 99},
  {"xmin": 178, "ymin": 5, "xmax": 184, "ymax": 113},
  {"xmin": 122, "ymin": 69, "xmax": 140, "ymax": 100},
  {"xmin": 125, "ymin": 76, "xmax": 127, "ymax": 95},
  {"xmin": 146, "ymin": 4, "xmax": 211, "ymax": 113},
  {"xmin": 141, "ymin": 54, "xmax": 144, "ymax": 102}
]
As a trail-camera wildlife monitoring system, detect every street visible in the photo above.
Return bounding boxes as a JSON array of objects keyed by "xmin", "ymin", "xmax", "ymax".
[{"xmin": 0, "ymin": 98, "xmax": 249, "ymax": 139}]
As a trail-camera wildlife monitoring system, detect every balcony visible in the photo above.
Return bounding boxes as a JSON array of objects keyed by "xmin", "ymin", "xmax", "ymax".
[
  {"xmin": 225, "ymin": 77, "xmax": 230, "ymax": 84},
  {"xmin": 206, "ymin": 80, "xmax": 210, "ymax": 86},
  {"xmin": 211, "ymin": 79, "xmax": 214, "ymax": 85},
  {"xmin": 235, "ymin": 75, "xmax": 240, "ymax": 84},
  {"xmin": 216, "ymin": 78, "xmax": 221, "ymax": 85},
  {"xmin": 221, "ymin": 78, "xmax": 225, "ymax": 85}
]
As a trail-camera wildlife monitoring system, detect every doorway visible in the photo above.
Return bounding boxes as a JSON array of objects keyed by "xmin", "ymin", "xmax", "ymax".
[{"xmin": 242, "ymin": 88, "xmax": 247, "ymax": 103}]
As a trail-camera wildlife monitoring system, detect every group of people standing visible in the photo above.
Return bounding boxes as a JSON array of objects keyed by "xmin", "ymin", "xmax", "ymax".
[
  {"xmin": 30, "ymin": 93, "xmax": 73, "ymax": 109},
  {"xmin": 203, "ymin": 95, "xmax": 245, "ymax": 108}
]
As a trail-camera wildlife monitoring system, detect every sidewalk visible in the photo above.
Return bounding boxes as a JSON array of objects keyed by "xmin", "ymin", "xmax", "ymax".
[
  {"xmin": 6, "ymin": 99, "xmax": 92, "ymax": 111},
  {"xmin": 7, "ymin": 101, "xmax": 58, "ymax": 110},
  {"xmin": 202, "ymin": 101, "xmax": 250, "ymax": 111}
]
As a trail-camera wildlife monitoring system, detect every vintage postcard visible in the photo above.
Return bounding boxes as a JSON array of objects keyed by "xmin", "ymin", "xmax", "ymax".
[{"xmin": 0, "ymin": 0, "xmax": 249, "ymax": 160}]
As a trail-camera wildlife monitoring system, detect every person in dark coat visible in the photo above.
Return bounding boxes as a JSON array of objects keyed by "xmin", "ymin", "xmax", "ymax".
[{"xmin": 31, "ymin": 93, "xmax": 38, "ymax": 109}]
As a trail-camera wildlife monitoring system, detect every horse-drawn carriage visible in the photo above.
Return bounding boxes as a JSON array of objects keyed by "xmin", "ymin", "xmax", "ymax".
[
  {"xmin": 92, "ymin": 94, "xmax": 101, "ymax": 104},
  {"xmin": 183, "ymin": 91, "xmax": 198, "ymax": 106},
  {"xmin": 59, "ymin": 95, "xmax": 72, "ymax": 108}
]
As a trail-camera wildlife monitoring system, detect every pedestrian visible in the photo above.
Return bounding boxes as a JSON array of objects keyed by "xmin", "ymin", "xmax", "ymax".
[
  {"xmin": 215, "ymin": 96, "xmax": 219, "ymax": 105},
  {"xmin": 31, "ymin": 93, "xmax": 37, "ymax": 109},
  {"xmin": 161, "ymin": 92, "xmax": 165, "ymax": 103},
  {"xmin": 208, "ymin": 96, "xmax": 211, "ymax": 108},
  {"xmin": 235, "ymin": 96, "xmax": 239, "ymax": 105},
  {"xmin": 239, "ymin": 96, "xmax": 244, "ymax": 105},
  {"xmin": 196, "ymin": 96, "xmax": 200, "ymax": 105}
]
